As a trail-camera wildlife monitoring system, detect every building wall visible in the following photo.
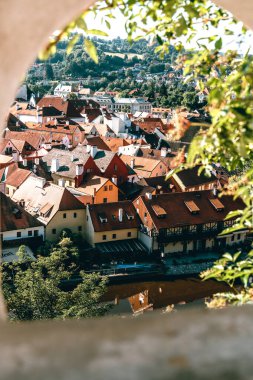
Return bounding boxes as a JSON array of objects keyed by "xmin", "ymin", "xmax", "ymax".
[
  {"xmin": 133, "ymin": 197, "xmax": 155, "ymax": 233},
  {"xmin": 225, "ymin": 232, "xmax": 247, "ymax": 246},
  {"xmin": 95, "ymin": 181, "xmax": 118, "ymax": 204},
  {"xmin": 172, "ymin": 173, "xmax": 218, "ymax": 192},
  {"xmin": 5, "ymin": 184, "xmax": 17, "ymax": 197},
  {"xmin": 151, "ymin": 161, "xmax": 167, "ymax": 177},
  {"xmin": 2, "ymin": 226, "xmax": 44, "ymax": 241},
  {"xmin": 93, "ymin": 228, "xmax": 138, "ymax": 245},
  {"xmin": 84, "ymin": 209, "xmax": 137, "ymax": 246},
  {"xmin": 104, "ymin": 155, "xmax": 129, "ymax": 184},
  {"xmin": 138, "ymin": 231, "xmax": 153, "ymax": 252},
  {"xmin": 45, "ymin": 209, "xmax": 86, "ymax": 241}
]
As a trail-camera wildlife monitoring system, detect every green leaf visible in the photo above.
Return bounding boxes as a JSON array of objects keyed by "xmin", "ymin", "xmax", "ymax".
[
  {"xmin": 84, "ymin": 39, "xmax": 98, "ymax": 64},
  {"xmin": 215, "ymin": 37, "xmax": 222, "ymax": 50},
  {"xmin": 66, "ymin": 35, "xmax": 80, "ymax": 55},
  {"xmin": 87, "ymin": 29, "xmax": 108, "ymax": 37}
]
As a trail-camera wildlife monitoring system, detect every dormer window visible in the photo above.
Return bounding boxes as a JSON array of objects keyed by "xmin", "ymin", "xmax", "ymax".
[
  {"xmin": 152, "ymin": 204, "xmax": 166, "ymax": 219},
  {"xmin": 99, "ymin": 212, "xmax": 107, "ymax": 223},
  {"xmin": 209, "ymin": 198, "xmax": 224, "ymax": 212},
  {"xmin": 184, "ymin": 200, "xmax": 200, "ymax": 215},
  {"xmin": 13, "ymin": 208, "xmax": 22, "ymax": 219},
  {"xmin": 126, "ymin": 212, "xmax": 134, "ymax": 220}
]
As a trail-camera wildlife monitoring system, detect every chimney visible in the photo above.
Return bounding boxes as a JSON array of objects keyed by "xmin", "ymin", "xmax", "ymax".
[
  {"xmin": 161, "ymin": 147, "xmax": 167, "ymax": 157},
  {"xmin": 36, "ymin": 177, "xmax": 46, "ymax": 189},
  {"xmin": 145, "ymin": 192, "xmax": 152, "ymax": 200},
  {"xmin": 34, "ymin": 157, "xmax": 40, "ymax": 165},
  {"xmin": 76, "ymin": 164, "xmax": 84, "ymax": 176},
  {"xmin": 86, "ymin": 144, "xmax": 91, "ymax": 153},
  {"xmin": 212, "ymin": 185, "xmax": 217, "ymax": 197},
  {"xmin": 19, "ymin": 199, "xmax": 25, "ymax": 208},
  {"xmin": 66, "ymin": 120, "xmax": 70, "ymax": 126},
  {"xmin": 58, "ymin": 178, "xmax": 65, "ymax": 187},
  {"xmin": 51, "ymin": 158, "xmax": 59, "ymax": 173},
  {"xmin": 54, "ymin": 118, "xmax": 57, "ymax": 126},
  {"xmin": 71, "ymin": 154, "xmax": 75, "ymax": 162},
  {"xmin": 22, "ymin": 158, "xmax": 27, "ymax": 167},
  {"xmin": 130, "ymin": 159, "xmax": 135, "ymax": 169},
  {"xmin": 16, "ymin": 121, "xmax": 20, "ymax": 127},
  {"xmin": 90, "ymin": 145, "xmax": 97, "ymax": 158},
  {"xmin": 118, "ymin": 208, "xmax": 123, "ymax": 222},
  {"xmin": 112, "ymin": 176, "xmax": 118, "ymax": 185}
]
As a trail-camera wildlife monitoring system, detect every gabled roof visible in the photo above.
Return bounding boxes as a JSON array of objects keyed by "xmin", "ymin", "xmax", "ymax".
[
  {"xmin": 85, "ymin": 136, "xmax": 111, "ymax": 151},
  {"xmin": 41, "ymin": 148, "xmax": 91, "ymax": 179},
  {"xmin": 75, "ymin": 176, "xmax": 113, "ymax": 196},
  {"xmin": 100, "ymin": 137, "xmax": 130, "ymax": 152},
  {"xmin": 0, "ymin": 192, "xmax": 43, "ymax": 232},
  {"xmin": 12, "ymin": 176, "xmax": 84, "ymax": 225},
  {"xmin": 120, "ymin": 155, "xmax": 164, "ymax": 178},
  {"xmin": 4, "ymin": 131, "xmax": 42, "ymax": 150},
  {"xmin": 82, "ymin": 108, "xmax": 102, "ymax": 122},
  {"xmin": 174, "ymin": 166, "xmax": 217, "ymax": 188},
  {"xmin": 88, "ymin": 200, "xmax": 140, "ymax": 232},
  {"xmin": 93, "ymin": 150, "xmax": 116, "ymax": 172},
  {"xmin": 6, "ymin": 113, "xmax": 28, "ymax": 130},
  {"xmin": 4, "ymin": 164, "xmax": 31, "ymax": 188}
]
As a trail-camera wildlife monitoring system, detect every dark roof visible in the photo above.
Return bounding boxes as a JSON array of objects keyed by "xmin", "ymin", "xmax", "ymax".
[
  {"xmin": 6, "ymin": 113, "xmax": 28, "ymax": 131},
  {"xmin": 139, "ymin": 190, "xmax": 245, "ymax": 230},
  {"xmin": 88, "ymin": 201, "xmax": 140, "ymax": 232},
  {"xmin": 175, "ymin": 166, "xmax": 217, "ymax": 188},
  {"xmin": 42, "ymin": 107, "xmax": 63, "ymax": 117},
  {"xmin": 0, "ymin": 192, "xmax": 43, "ymax": 232},
  {"xmin": 83, "ymin": 108, "xmax": 102, "ymax": 122}
]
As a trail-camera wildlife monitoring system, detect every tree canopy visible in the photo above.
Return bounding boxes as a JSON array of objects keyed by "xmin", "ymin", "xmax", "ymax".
[{"xmin": 1, "ymin": 238, "xmax": 109, "ymax": 320}]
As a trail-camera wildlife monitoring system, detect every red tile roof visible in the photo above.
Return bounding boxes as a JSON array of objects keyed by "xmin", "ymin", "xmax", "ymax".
[
  {"xmin": 138, "ymin": 190, "xmax": 245, "ymax": 230},
  {"xmin": 0, "ymin": 192, "xmax": 43, "ymax": 232}
]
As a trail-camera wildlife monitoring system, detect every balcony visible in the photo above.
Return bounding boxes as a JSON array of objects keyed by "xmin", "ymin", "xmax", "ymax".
[{"xmin": 156, "ymin": 223, "xmax": 224, "ymax": 243}]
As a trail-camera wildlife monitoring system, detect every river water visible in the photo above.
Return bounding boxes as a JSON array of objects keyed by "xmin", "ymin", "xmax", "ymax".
[{"xmin": 103, "ymin": 278, "xmax": 229, "ymax": 315}]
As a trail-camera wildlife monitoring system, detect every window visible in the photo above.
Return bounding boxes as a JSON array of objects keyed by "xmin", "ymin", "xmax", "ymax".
[
  {"xmin": 231, "ymin": 235, "xmax": 235, "ymax": 242},
  {"xmin": 127, "ymin": 232, "xmax": 132, "ymax": 237},
  {"xmin": 78, "ymin": 226, "xmax": 82, "ymax": 232},
  {"xmin": 86, "ymin": 215, "xmax": 89, "ymax": 221},
  {"xmin": 34, "ymin": 230, "xmax": 38, "ymax": 237},
  {"xmin": 102, "ymin": 235, "xmax": 107, "ymax": 241},
  {"xmin": 103, "ymin": 198, "xmax": 107, "ymax": 203},
  {"xmin": 202, "ymin": 222, "xmax": 217, "ymax": 232},
  {"xmin": 237, "ymin": 233, "xmax": 241, "ymax": 240},
  {"xmin": 63, "ymin": 213, "xmax": 67, "ymax": 219},
  {"xmin": 104, "ymin": 186, "xmax": 108, "ymax": 191},
  {"xmin": 114, "ymin": 164, "xmax": 118, "ymax": 171},
  {"xmin": 17, "ymin": 231, "xmax": 21, "ymax": 238},
  {"xmin": 28, "ymin": 230, "xmax": 32, "ymax": 236},
  {"xmin": 144, "ymin": 212, "xmax": 147, "ymax": 217},
  {"xmin": 73, "ymin": 212, "xmax": 77, "ymax": 218},
  {"xmin": 109, "ymin": 185, "xmax": 113, "ymax": 191},
  {"xmin": 52, "ymin": 229, "xmax": 56, "ymax": 235},
  {"xmin": 112, "ymin": 233, "xmax": 116, "ymax": 239}
]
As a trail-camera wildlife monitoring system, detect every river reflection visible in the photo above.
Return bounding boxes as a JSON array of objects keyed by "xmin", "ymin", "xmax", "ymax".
[{"xmin": 103, "ymin": 278, "xmax": 229, "ymax": 315}]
